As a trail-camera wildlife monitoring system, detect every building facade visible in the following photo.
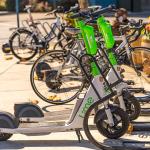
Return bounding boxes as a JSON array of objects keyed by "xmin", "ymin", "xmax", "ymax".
[{"xmin": 89, "ymin": 0, "xmax": 150, "ymax": 12}]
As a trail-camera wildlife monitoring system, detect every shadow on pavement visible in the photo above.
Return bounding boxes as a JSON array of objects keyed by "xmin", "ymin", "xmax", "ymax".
[
  {"xmin": 0, "ymin": 140, "xmax": 98, "ymax": 149},
  {"xmin": 42, "ymin": 104, "xmax": 74, "ymax": 112}
]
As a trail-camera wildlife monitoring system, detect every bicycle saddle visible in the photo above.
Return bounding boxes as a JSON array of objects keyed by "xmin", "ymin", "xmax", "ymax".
[{"xmin": 24, "ymin": 5, "xmax": 32, "ymax": 11}]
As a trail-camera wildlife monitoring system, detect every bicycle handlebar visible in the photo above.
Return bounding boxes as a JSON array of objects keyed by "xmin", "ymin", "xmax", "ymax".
[
  {"xmin": 90, "ymin": 4, "xmax": 116, "ymax": 17},
  {"xmin": 66, "ymin": 4, "xmax": 80, "ymax": 13},
  {"xmin": 45, "ymin": 6, "xmax": 64, "ymax": 17},
  {"xmin": 70, "ymin": 5, "xmax": 116, "ymax": 19}
]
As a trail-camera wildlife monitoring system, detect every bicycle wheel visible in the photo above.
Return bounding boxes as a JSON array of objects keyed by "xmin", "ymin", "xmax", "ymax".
[
  {"xmin": 131, "ymin": 47, "xmax": 150, "ymax": 75},
  {"xmin": 9, "ymin": 28, "xmax": 38, "ymax": 61},
  {"xmin": 30, "ymin": 50, "xmax": 85, "ymax": 104}
]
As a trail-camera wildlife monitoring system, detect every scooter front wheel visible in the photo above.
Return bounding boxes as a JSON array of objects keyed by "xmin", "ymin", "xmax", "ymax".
[
  {"xmin": 83, "ymin": 103, "xmax": 129, "ymax": 149},
  {"xmin": 94, "ymin": 105, "xmax": 129, "ymax": 139}
]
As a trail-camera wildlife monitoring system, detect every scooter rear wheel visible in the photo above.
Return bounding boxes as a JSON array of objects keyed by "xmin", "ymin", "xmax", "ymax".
[
  {"xmin": 14, "ymin": 103, "xmax": 44, "ymax": 118},
  {"xmin": 125, "ymin": 96, "xmax": 141, "ymax": 121},
  {"xmin": 0, "ymin": 112, "xmax": 18, "ymax": 141}
]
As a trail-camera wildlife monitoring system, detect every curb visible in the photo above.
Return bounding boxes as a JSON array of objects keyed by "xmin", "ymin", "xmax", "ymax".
[{"xmin": 0, "ymin": 11, "xmax": 14, "ymax": 16}]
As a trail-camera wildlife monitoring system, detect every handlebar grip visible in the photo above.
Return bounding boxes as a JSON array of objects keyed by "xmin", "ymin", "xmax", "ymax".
[{"xmin": 70, "ymin": 13, "xmax": 81, "ymax": 19}]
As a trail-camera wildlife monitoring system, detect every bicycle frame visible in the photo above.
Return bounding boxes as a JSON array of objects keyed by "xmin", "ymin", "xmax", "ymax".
[{"xmin": 21, "ymin": 7, "xmax": 65, "ymax": 50}]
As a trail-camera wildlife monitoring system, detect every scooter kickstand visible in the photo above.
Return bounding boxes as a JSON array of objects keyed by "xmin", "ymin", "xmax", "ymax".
[{"xmin": 75, "ymin": 129, "xmax": 84, "ymax": 143}]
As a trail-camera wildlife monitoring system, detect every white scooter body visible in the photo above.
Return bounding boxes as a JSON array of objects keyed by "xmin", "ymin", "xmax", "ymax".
[{"xmin": 106, "ymin": 65, "xmax": 128, "ymax": 111}]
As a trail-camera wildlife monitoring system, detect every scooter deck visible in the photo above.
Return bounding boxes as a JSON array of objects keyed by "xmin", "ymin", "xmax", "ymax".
[
  {"xmin": 20, "ymin": 109, "xmax": 71, "ymax": 127},
  {"xmin": 19, "ymin": 121, "xmax": 66, "ymax": 128},
  {"xmin": 96, "ymin": 132, "xmax": 150, "ymax": 150},
  {"xmin": 101, "ymin": 133, "xmax": 150, "ymax": 150},
  {"xmin": 88, "ymin": 115, "xmax": 150, "ymax": 150},
  {"xmin": 45, "ymin": 109, "xmax": 72, "ymax": 117},
  {"xmin": 137, "ymin": 94, "xmax": 150, "ymax": 103},
  {"xmin": 141, "ymin": 108, "xmax": 150, "ymax": 116},
  {"xmin": 19, "ymin": 109, "xmax": 72, "ymax": 123}
]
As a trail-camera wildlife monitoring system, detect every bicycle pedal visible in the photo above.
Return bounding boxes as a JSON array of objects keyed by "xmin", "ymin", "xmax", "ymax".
[{"xmin": 126, "ymin": 123, "xmax": 133, "ymax": 134}]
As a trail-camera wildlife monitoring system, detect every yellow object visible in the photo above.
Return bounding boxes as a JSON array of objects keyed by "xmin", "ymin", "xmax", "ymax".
[
  {"xmin": 130, "ymin": 36, "xmax": 142, "ymax": 47},
  {"xmin": 4, "ymin": 56, "xmax": 13, "ymax": 60},
  {"xmin": 5, "ymin": 48, "xmax": 10, "ymax": 51},
  {"xmin": 40, "ymin": 50, "xmax": 45, "ymax": 55},
  {"xmin": 126, "ymin": 123, "xmax": 133, "ymax": 134},
  {"xmin": 48, "ymin": 95, "xmax": 61, "ymax": 101},
  {"xmin": 34, "ymin": 75, "xmax": 39, "ymax": 80},
  {"xmin": 63, "ymin": 13, "xmax": 76, "ymax": 27},
  {"xmin": 30, "ymin": 99, "xmax": 39, "ymax": 105}
]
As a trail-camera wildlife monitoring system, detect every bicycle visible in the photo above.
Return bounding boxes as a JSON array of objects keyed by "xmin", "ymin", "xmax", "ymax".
[{"xmin": 9, "ymin": 5, "xmax": 66, "ymax": 61}]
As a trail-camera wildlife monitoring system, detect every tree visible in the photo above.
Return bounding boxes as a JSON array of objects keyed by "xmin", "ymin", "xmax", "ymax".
[{"xmin": 78, "ymin": 0, "xmax": 89, "ymax": 9}]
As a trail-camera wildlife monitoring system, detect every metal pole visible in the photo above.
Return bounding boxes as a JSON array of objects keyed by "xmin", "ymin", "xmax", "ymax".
[
  {"xmin": 53, "ymin": 0, "xmax": 56, "ymax": 8},
  {"xmin": 16, "ymin": 0, "xmax": 20, "ymax": 28}
]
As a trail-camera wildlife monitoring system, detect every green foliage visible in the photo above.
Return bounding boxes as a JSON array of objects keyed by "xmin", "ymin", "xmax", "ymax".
[
  {"xmin": 0, "ymin": 0, "xmax": 77, "ymax": 12},
  {"xmin": 48, "ymin": 0, "xmax": 77, "ymax": 10},
  {"xmin": 5, "ymin": 0, "xmax": 16, "ymax": 11},
  {"xmin": 0, "ymin": 0, "xmax": 6, "ymax": 11}
]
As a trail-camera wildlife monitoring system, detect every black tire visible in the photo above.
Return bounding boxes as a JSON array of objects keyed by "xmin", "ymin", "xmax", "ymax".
[
  {"xmin": 17, "ymin": 106, "xmax": 44, "ymax": 118},
  {"xmin": 30, "ymin": 50, "xmax": 85, "ymax": 105},
  {"xmin": 94, "ymin": 105, "xmax": 129, "ymax": 139},
  {"xmin": 113, "ymin": 95, "xmax": 141, "ymax": 121},
  {"xmin": 124, "ymin": 96, "xmax": 141, "ymax": 121},
  {"xmin": 9, "ymin": 28, "xmax": 38, "ymax": 61},
  {"xmin": 84, "ymin": 103, "xmax": 129, "ymax": 144},
  {"xmin": 0, "ymin": 112, "xmax": 19, "ymax": 141},
  {"xmin": 2, "ymin": 43, "xmax": 11, "ymax": 54}
]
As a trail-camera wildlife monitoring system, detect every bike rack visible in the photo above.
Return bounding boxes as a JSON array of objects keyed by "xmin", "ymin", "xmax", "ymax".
[
  {"xmin": 22, "ymin": 20, "xmax": 30, "ymax": 28},
  {"xmin": 43, "ymin": 22, "xmax": 52, "ymax": 34}
]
